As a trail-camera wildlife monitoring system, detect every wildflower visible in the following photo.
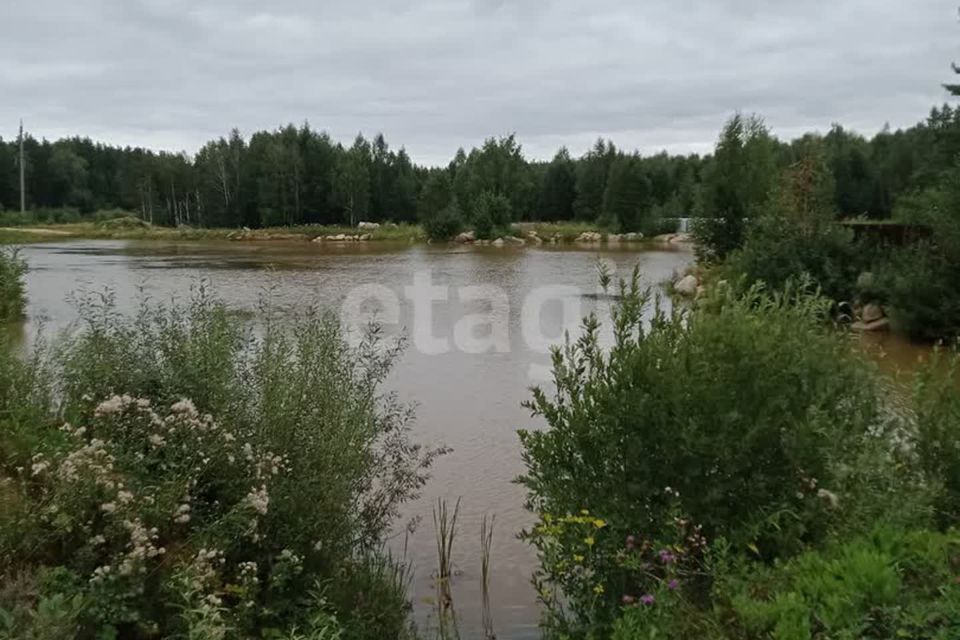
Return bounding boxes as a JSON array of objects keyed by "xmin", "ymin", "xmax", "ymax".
[
  {"xmin": 592, "ymin": 518, "xmax": 607, "ymax": 529},
  {"xmin": 667, "ymin": 579, "xmax": 679, "ymax": 591},
  {"xmin": 170, "ymin": 398, "xmax": 198, "ymax": 417},
  {"xmin": 584, "ymin": 536, "xmax": 595, "ymax": 547},
  {"xmin": 580, "ymin": 509, "xmax": 590, "ymax": 516},
  {"xmin": 817, "ymin": 488, "xmax": 840, "ymax": 509},
  {"xmin": 625, "ymin": 534, "xmax": 636, "ymax": 550},
  {"xmin": 622, "ymin": 594, "xmax": 635, "ymax": 605},
  {"xmin": 640, "ymin": 594, "xmax": 655, "ymax": 605},
  {"xmin": 148, "ymin": 433, "xmax": 166, "ymax": 448},
  {"xmin": 573, "ymin": 554, "xmax": 585, "ymax": 563},
  {"xmin": 593, "ymin": 583, "xmax": 605, "ymax": 595},
  {"xmin": 658, "ymin": 549, "xmax": 676, "ymax": 564},
  {"xmin": 100, "ymin": 502, "xmax": 117, "ymax": 514},
  {"xmin": 95, "ymin": 395, "xmax": 130, "ymax": 417},
  {"xmin": 246, "ymin": 485, "xmax": 270, "ymax": 515}
]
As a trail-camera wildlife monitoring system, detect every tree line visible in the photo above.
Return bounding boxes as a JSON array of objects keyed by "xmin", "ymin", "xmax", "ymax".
[{"xmin": 0, "ymin": 106, "xmax": 957, "ymax": 231}]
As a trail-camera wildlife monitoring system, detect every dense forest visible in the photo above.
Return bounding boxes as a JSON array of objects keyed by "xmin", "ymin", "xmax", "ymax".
[{"xmin": 2, "ymin": 104, "xmax": 958, "ymax": 232}]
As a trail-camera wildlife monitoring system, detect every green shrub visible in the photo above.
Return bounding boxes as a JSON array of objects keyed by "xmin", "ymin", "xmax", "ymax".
[
  {"xmin": 422, "ymin": 201, "xmax": 463, "ymax": 240},
  {"xmin": 471, "ymin": 191, "xmax": 512, "ymax": 240},
  {"xmin": 876, "ymin": 240, "xmax": 960, "ymax": 340},
  {"xmin": 519, "ymin": 274, "xmax": 888, "ymax": 634},
  {"xmin": 0, "ymin": 248, "xmax": 26, "ymax": 323},
  {"xmin": 0, "ymin": 288, "xmax": 441, "ymax": 639},
  {"xmin": 724, "ymin": 528, "xmax": 960, "ymax": 640},
  {"xmin": 875, "ymin": 165, "xmax": 960, "ymax": 340},
  {"xmin": 912, "ymin": 351, "xmax": 960, "ymax": 527},
  {"xmin": 725, "ymin": 216, "xmax": 861, "ymax": 302}
]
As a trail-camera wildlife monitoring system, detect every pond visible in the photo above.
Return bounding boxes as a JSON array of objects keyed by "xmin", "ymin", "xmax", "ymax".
[{"xmin": 16, "ymin": 239, "xmax": 696, "ymax": 639}]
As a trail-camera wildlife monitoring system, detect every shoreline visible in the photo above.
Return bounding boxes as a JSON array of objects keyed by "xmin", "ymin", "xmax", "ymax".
[{"xmin": 0, "ymin": 222, "xmax": 692, "ymax": 248}]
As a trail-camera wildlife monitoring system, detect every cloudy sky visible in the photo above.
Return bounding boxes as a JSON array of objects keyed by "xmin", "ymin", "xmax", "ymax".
[{"xmin": 2, "ymin": 0, "xmax": 957, "ymax": 165}]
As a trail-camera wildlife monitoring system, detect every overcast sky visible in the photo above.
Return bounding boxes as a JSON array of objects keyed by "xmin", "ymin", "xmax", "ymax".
[{"xmin": 1, "ymin": 0, "xmax": 957, "ymax": 165}]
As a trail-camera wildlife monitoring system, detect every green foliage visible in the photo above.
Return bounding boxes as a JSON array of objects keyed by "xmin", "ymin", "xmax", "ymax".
[
  {"xmin": 452, "ymin": 135, "xmax": 534, "ymax": 222},
  {"xmin": 471, "ymin": 190, "xmax": 512, "ymax": 239},
  {"xmin": 694, "ymin": 114, "xmax": 779, "ymax": 261},
  {"xmin": 0, "ymin": 248, "xmax": 26, "ymax": 323},
  {"xmin": 539, "ymin": 148, "xmax": 577, "ymax": 221},
  {"xmin": 422, "ymin": 201, "xmax": 464, "ymax": 240},
  {"xmin": 521, "ymin": 277, "xmax": 880, "ymax": 555},
  {"xmin": 912, "ymin": 352, "xmax": 960, "ymax": 527},
  {"xmin": 573, "ymin": 139, "xmax": 617, "ymax": 221},
  {"xmin": 0, "ymin": 289, "xmax": 441, "ymax": 639},
  {"xmin": 333, "ymin": 139, "xmax": 372, "ymax": 227},
  {"xmin": 602, "ymin": 155, "xmax": 653, "ymax": 233},
  {"xmin": 723, "ymin": 528, "xmax": 960, "ymax": 640},
  {"xmin": 519, "ymin": 274, "xmax": 899, "ymax": 636},
  {"xmin": 874, "ymin": 166, "xmax": 960, "ymax": 340},
  {"xmin": 725, "ymin": 141, "xmax": 861, "ymax": 301},
  {"xmin": 417, "ymin": 172, "xmax": 453, "ymax": 222}
]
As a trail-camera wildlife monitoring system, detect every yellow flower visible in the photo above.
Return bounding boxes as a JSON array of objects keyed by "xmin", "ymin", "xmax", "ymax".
[
  {"xmin": 584, "ymin": 536, "xmax": 595, "ymax": 547},
  {"xmin": 593, "ymin": 518, "xmax": 607, "ymax": 529},
  {"xmin": 593, "ymin": 583, "xmax": 605, "ymax": 595},
  {"xmin": 573, "ymin": 554, "xmax": 585, "ymax": 563},
  {"xmin": 580, "ymin": 509, "xmax": 590, "ymax": 516}
]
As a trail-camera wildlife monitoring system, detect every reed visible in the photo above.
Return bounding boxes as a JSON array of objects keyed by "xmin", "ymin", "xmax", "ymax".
[{"xmin": 480, "ymin": 513, "xmax": 496, "ymax": 640}]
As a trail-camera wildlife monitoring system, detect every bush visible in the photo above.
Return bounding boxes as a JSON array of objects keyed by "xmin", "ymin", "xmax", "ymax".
[
  {"xmin": 725, "ymin": 216, "xmax": 861, "ymax": 302},
  {"xmin": 875, "ymin": 166, "xmax": 960, "ymax": 340},
  {"xmin": 422, "ymin": 201, "xmax": 463, "ymax": 240},
  {"xmin": 876, "ymin": 240, "xmax": 960, "ymax": 340},
  {"xmin": 0, "ymin": 288, "xmax": 442, "ymax": 639},
  {"xmin": 471, "ymin": 191, "xmax": 512, "ymax": 240},
  {"xmin": 721, "ymin": 528, "xmax": 960, "ymax": 640},
  {"xmin": 912, "ymin": 351, "xmax": 960, "ymax": 527},
  {"xmin": 519, "ymin": 275, "xmax": 891, "ymax": 635},
  {"xmin": 0, "ymin": 248, "xmax": 26, "ymax": 323}
]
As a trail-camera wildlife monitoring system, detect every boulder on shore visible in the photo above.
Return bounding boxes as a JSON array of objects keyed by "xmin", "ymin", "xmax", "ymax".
[
  {"xmin": 861, "ymin": 303, "xmax": 885, "ymax": 323},
  {"xmin": 576, "ymin": 231, "xmax": 603, "ymax": 243},
  {"xmin": 358, "ymin": 221, "xmax": 380, "ymax": 230},
  {"xmin": 623, "ymin": 232, "xmax": 643, "ymax": 241},
  {"xmin": 491, "ymin": 237, "xmax": 505, "ymax": 247},
  {"xmin": 506, "ymin": 235, "xmax": 526, "ymax": 245},
  {"xmin": 851, "ymin": 318, "xmax": 890, "ymax": 332},
  {"xmin": 674, "ymin": 274, "xmax": 699, "ymax": 297},
  {"xmin": 455, "ymin": 230, "xmax": 476, "ymax": 243}
]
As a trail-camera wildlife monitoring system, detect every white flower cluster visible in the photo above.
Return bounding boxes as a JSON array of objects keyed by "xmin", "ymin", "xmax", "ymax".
[
  {"xmin": 94, "ymin": 394, "xmax": 138, "ymax": 417},
  {"xmin": 117, "ymin": 518, "xmax": 165, "ymax": 577},
  {"xmin": 246, "ymin": 485, "xmax": 270, "ymax": 516}
]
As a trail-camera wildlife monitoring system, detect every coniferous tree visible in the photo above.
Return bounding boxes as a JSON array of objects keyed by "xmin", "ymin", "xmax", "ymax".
[{"xmin": 539, "ymin": 148, "xmax": 577, "ymax": 221}]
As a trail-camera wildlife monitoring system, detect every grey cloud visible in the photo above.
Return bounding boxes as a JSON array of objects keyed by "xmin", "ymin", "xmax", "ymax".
[{"xmin": 1, "ymin": 0, "xmax": 955, "ymax": 164}]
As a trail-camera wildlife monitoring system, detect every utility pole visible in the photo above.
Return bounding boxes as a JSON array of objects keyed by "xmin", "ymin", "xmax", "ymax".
[{"xmin": 18, "ymin": 120, "xmax": 25, "ymax": 213}]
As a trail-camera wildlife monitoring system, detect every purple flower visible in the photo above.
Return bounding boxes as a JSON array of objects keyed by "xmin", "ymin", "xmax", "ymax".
[
  {"xmin": 658, "ymin": 549, "xmax": 676, "ymax": 564},
  {"xmin": 640, "ymin": 594, "xmax": 655, "ymax": 606},
  {"xmin": 667, "ymin": 579, "xmax": 679, "ymax": 591}
]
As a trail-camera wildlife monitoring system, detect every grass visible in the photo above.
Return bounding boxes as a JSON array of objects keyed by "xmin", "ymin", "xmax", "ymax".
[
  {"xmin": 0, "ymin": 249, "xmax": 26, "ymax": 322},
  {"xmin": 480, "ymin": 514, "xmax": 496, "ymax": 640}
]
